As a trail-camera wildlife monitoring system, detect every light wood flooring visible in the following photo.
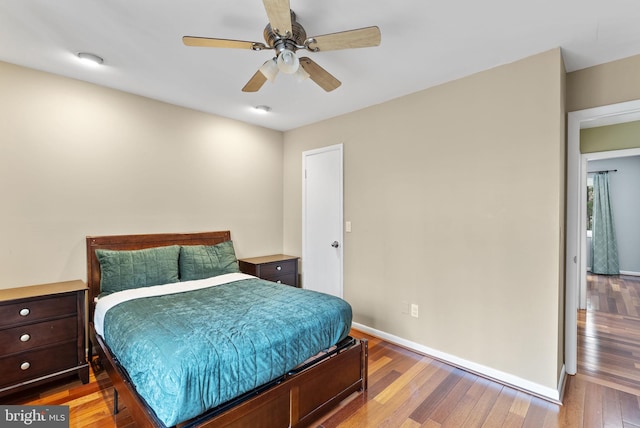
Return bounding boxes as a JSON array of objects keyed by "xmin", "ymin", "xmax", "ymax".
[{"xmin": 5, "ymin": 274, "xmax": 640, "ymax": 427}]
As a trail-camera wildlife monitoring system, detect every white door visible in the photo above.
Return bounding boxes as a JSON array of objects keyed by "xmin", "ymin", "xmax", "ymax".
[{"xmin": 302, "ymin": 144, "xmax": 343, "ymax": 297}]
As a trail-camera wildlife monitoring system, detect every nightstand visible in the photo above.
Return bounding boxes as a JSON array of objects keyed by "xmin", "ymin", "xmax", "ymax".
[
  {"xmin": 238, "ymin": 254, "xmax": 299, "ymax": 287},
  {"xmin": 0, "ymin": 280, "xmax": 89, "ymax": 398}
]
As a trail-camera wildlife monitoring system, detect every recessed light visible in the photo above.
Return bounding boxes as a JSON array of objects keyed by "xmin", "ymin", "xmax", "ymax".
[
  {"xmin": 254, "ymin": 105, "xmax": 272, "ymax": 113},
  {"xmin": 77, "ymin": 52, "xmax": 104, "ymax": 66}
]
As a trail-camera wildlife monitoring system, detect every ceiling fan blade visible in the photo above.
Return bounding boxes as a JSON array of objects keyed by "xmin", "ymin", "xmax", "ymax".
[
  {"xmin": 299, "ymin": 57, "xmax": 341, "ymax": 92},
  {"xmin": 242, "ymin": 69, "xmax": 268, "ymax": 92},
  {"xmin": 183, "ymin": 36, "xmax": 267, "ymax": 50},
  {"xmin": 306, "ymin": 26, "xmax": 381, "ymax": 52},
  {"xmin": 262, "ymin": 0, "xmax": 292, "ymax": 37}
]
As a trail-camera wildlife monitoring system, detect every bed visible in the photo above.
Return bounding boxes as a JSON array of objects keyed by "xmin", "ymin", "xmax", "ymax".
[{"xmin": 86, "ymin": 231, "xmax": 368, "ymax": 428}]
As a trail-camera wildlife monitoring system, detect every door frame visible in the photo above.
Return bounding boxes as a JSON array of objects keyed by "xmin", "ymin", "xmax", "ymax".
[
  {"xmin": 301, "ymin": 143, "xmax": 344, "ymax": 296},
  {"xmin": 565, "ymin": 98, "xmax": 640, "ymax": 375}
]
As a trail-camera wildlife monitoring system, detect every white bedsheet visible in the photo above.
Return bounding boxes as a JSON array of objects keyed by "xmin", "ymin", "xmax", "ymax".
[{"xmin": 93, "ymin": 272, "xmax": 255, "ymax": 336}]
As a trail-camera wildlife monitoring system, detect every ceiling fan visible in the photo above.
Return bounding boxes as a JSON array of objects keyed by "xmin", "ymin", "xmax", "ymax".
[{"xmin": 182, "ymin": 0, "xmax": 381, "ymax": 92}]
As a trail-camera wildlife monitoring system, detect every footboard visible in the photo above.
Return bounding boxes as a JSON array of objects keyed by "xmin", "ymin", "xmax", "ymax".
[
  {"xmin": 90, "ymin": 323, "xmax": 368, "ymax": 428},
  {"xmin": 197, "ymin": 337, "xmax": 368, "ymax": 428}
]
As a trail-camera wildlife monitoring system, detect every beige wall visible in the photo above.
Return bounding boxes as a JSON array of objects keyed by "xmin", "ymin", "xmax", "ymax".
[
  {"xmin": 567, "ymin": 53, "xmax": 640, "ymax": 113},
  {"xmin": 283, "ymin": 49, "xmax": 566, "ymax": 390},
  {"xmin": 0, "ymin": 61, "xmax": 284, "ymax": 289}
]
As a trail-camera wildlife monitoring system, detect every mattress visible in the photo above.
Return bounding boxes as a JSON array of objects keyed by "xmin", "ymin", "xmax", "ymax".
[{"xmin": 94, "ymin": 273, "xmax": 352, "ymax": 427}]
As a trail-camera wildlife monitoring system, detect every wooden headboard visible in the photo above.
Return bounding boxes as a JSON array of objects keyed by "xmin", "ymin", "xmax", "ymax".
[{"xmin": 86, "ymin": 231, "xmax": 231, "ymax": 319}]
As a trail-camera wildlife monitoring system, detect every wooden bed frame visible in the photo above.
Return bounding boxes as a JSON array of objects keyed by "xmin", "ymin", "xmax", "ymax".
[{"xmin": 86, "ymin": 231, "xmax": 368, "ymax": 428}]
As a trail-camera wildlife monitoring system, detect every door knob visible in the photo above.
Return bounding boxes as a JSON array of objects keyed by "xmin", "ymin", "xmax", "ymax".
[{"xmin": 331, "ymin": 241, "xmax": 339, "ymax": 248}]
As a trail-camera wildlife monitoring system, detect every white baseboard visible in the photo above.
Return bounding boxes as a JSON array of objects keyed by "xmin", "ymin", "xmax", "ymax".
[
  {"xmin": 352, "ymin": 322, "xmax": 564, "ymax": 404},
  {"xmin": 589, "ymin": 269, "xmax": 640, "ymax": 276},
  {"xmin": 620, "ymin": 270, "xmax": 640, "ymax": 277}
]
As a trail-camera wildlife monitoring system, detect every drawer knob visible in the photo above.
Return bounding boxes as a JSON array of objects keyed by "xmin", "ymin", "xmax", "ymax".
[
  {"xmin": 276, "ymin": 265, "xmax": 282, "ymax": 271},
  {"xmin": 20, "ymin": 362, "xmax": 31, "ymax": 371},
  {"xmin": 19, "ymin": 308, "xmax": 30, "ymax": 316},
  {"xmin": 20, "ymin": 333, "xmax": 31, "ymax": 342}
]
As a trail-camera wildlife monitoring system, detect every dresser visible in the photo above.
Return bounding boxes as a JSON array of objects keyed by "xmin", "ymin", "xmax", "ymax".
[
  {"xmin": 0, "ymin": 280, "xmax": 89, "ymax": 397},
  {"xmin": 238, "ymin": 254, "xmax": 299, "ymax": 287}
]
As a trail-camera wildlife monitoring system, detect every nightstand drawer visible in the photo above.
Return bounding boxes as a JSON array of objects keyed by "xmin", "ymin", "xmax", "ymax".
[
  {"xmin": 259, "ymin": 260, "xmax": 296, "ymax": 278},
  {"xmin": 0, "ymin": 316, "xmax": 77, "ymax": 355},
  {"xmin": 0, "ymin": 341, "xmax": 78, "ymax": 388},
  {"xmin": 269, "ymin": 273, "xmax": 297, "ymax": 286},
  {"xmin": 0, "ymin": 294, "xmax": 76, "ymax": 328}
]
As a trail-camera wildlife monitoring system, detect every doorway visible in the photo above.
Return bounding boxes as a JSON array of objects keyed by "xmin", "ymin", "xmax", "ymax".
[
  {"xmin": 302, "ymin": 144, "xmax": 344, "ymax": 297},
  {"xmin": 583, "ymin": 153, "xmax": 640, "ymax": 306},
  {"xmin": 565, "ymin": 99, "xmax": 640, "ymax": 375}
]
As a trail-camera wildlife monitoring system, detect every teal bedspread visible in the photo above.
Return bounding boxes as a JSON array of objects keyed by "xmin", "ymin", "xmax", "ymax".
[{"xmin": 102, "ymin": 278, "xmax": 352, "ymax": 427}]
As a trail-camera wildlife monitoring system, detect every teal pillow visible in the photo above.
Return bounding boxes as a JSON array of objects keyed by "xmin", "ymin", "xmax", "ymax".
[
  {"xmin": 96, "ymin": 245, "xmax": 180, "ymax": 294},
  {"xmin": 179, "ymin": 241, "xmax": 240, "ymax": 281}
]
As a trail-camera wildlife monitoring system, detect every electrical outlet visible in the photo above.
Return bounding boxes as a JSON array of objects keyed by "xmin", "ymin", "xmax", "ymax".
[{"xmin": 411, "ymin": 304, "xmax": 419, "ymax": 318}]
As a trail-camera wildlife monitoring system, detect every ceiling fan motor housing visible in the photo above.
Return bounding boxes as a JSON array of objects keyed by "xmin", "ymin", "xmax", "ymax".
[{"xmin": 263, "ymin": 10, "xmax": 306, "ymax": 54}]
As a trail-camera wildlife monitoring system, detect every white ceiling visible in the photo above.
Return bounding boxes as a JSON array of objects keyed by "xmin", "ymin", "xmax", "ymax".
[{"xmin": 2, "ymin": 0, "xmax": 640, "ymax": 132}]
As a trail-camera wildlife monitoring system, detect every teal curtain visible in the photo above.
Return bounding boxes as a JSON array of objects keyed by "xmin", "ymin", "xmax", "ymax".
[{"xmin": 591, "ymin": 172, "xmax": 619, "ymax": 275}]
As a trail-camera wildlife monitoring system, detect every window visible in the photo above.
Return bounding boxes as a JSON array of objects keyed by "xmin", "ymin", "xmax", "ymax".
[{"xmin": 586, "ymin": 176, "xmax": 594, "ymax": 231}]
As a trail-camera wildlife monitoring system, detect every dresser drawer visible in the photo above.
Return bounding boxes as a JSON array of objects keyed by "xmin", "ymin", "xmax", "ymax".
[
  {"xmin": 0, "ymin": 341, "xmax": 78, "ymax": 388},
  {"xmin": 0, "ymin": 294, "xmax": 76, "ymax": 328},
  {"xmin": 259, "ymin": 260, "xmax": 296, "ymax": 279},
  {"xmin": 0, "ymin": 316, "xmax": 77, "ymax": 355}
]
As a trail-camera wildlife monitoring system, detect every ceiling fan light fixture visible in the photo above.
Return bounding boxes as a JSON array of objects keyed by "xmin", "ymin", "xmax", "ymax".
[
  {"xmin": 277, "ymin": 49, "xmax": 299, "ymax": 74},
  {"xmin": 259, "ymin": 58, "xmax": 279, "ymax": 82}
]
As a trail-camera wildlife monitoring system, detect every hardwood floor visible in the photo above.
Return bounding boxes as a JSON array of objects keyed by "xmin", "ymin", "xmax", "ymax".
[
  {"xmin": 3, "ymin": 362, "xmax": 135, "ymax": 427},
  {"xmin": 5, "ymin": 275, "xmax": 640, "ymax": 427},
  {"xmin": 578, "ymin": 274, "xmax": 640, "ymax": 396}
]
